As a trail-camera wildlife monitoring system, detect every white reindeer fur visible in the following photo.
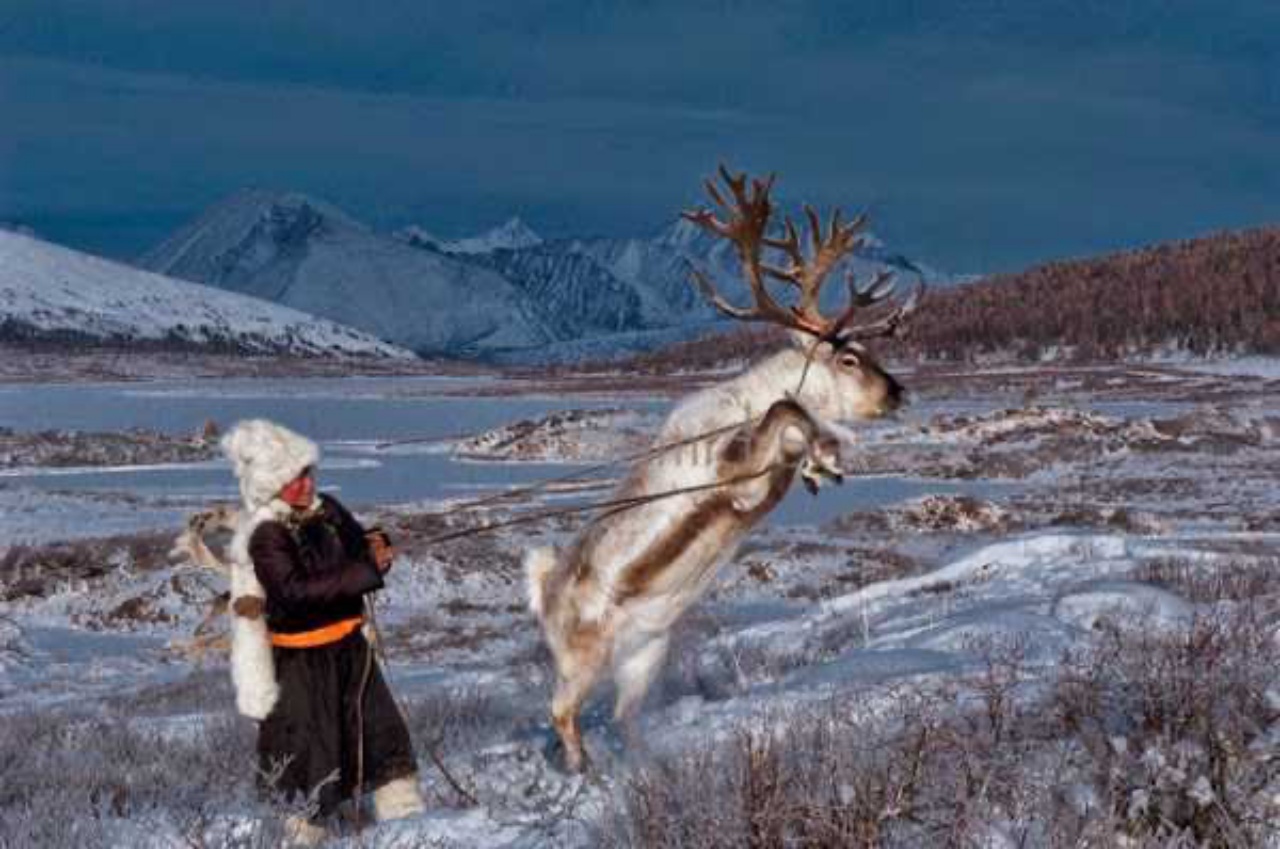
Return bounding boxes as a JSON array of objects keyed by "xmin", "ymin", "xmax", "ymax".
[
  {"xmin": 527, "ymin": 344, "xmax": 873, "ymax": 621},
  {"xmin": 527, "ymin": 338, "xmax": 899, "ymax": 769},
  {"xmin": 526, "ymin": 546, "xmax": 557, "ymax": 617}
]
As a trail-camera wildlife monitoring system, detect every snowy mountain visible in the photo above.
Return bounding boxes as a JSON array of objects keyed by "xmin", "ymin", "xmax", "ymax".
[
  {"xmin": 399, "ymin": 217, "xmax": 544, "ymax": 255},
  {"xmin": 652, "ymin": 216, "xmax": 942, "ymax": 312},
  {"xmin": 562, "ymin": 230, "xmax": 711, "ymax": 326},
  {"xmin": 469, "ymin": 246, "xmax": 646, "ymax": 339},
  {"xmin": 0, "ymin": 230, "xmax": 412, "ymax": 358},
  {"xmin": 141, "ymin": 191, "xmax": 943, "ymax": 362},
  {"xmin": 551, "ymin": 216, "xmax": 944, "ymax": 336},
  {"xmin": 140, "ymin": 191, "xmax": 553, "ymax": 357},
  {"xmin": 393, "ymin": 225, "xmax": 445, "ymax": 252}
]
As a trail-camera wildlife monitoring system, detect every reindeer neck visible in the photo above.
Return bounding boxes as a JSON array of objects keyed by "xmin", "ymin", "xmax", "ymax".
[
  {"xmin": 661, "ymin": 346, "xmax": 830, "ymax": 444},
  {"xmin": 725, "ymin": 347, "xmax": 830, "ymax": 420}
]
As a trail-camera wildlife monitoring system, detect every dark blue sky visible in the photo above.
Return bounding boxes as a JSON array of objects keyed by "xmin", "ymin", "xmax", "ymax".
[{"xmin": 2, "ymin": 1, "xmax": 1277, "ymax": 272}]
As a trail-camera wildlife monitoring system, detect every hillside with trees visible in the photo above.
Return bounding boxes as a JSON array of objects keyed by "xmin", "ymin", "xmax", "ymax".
[{"xmin": 608, "ymin": 226, "xmax": 1280, "ymax": 372}]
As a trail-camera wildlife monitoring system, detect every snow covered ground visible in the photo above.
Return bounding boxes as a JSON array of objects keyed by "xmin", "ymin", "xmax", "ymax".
[{"xmin": 1, "ymin": 360, "xmax": 1277, "ymax": 846}]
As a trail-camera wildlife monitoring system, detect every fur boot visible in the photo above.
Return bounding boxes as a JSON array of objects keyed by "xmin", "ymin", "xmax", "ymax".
[
  {"xmin": 372, "ymin": 775, "xmax": 426, "ymax": 822},
  {"xmin": 281, "ymin": 814, "xmax": 328, "ymax": 847}
]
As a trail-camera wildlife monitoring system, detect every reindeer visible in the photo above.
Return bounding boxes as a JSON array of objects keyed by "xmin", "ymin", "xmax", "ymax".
[
  {"xmin": 167, "ymin": 505, "xmax": 239, "ymax": 661},
  {"xmin": 526, "ymin": 165, "xmax": 922, "ymax": 772}
]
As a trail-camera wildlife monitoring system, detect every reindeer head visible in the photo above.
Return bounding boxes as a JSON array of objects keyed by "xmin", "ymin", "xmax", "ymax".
[
  {"xmin": 683, "ymin": 164, "xmax": 922, "ymax": 424},
  {"xmin": 793, "ymin": 334, "xmax": 906, "ymax": 422}
]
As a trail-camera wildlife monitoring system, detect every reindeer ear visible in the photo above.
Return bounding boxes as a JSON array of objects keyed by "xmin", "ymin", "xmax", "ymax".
[{"xmin": 787, "ymin": 329, "xmax": 837, "ymax": 358}]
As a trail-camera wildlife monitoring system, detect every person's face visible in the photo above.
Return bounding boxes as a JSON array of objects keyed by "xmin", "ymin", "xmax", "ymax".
[{"xmin": 279, "ymin": 467, "xmax": 316, "ymax": 508}]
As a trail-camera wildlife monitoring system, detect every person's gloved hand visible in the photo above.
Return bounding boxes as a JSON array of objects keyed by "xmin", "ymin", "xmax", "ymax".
[{"xmin": 367, "ymin": 528, "xmax": 395, "ymax": 574}]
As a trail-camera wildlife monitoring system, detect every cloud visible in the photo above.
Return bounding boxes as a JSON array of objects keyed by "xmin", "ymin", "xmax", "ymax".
[{"xmin": 2, "ymin": 3, "xmax": 1278, "ymax": 272}]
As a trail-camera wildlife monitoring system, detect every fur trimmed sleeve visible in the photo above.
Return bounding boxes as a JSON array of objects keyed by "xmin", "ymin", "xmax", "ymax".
[{"xmin": 249, "ymin": 521, "xmax": 383, "ymax": 609}]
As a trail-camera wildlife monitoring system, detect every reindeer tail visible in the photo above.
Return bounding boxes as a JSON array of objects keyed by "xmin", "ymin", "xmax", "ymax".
[{"xmin": 525, "ymin": 546, "xmax": 558, "ymax": 618}]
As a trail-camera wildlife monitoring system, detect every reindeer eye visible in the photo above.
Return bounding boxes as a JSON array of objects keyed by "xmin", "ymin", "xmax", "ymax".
[{"xmin": 838, "ymin": 353, "xmax": 861, "ymax": 369}]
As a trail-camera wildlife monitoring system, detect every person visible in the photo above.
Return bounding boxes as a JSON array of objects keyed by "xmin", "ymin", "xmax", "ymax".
[{"xmin": 221, "ymin": 419, "xmax": 423, "ymax": 844}]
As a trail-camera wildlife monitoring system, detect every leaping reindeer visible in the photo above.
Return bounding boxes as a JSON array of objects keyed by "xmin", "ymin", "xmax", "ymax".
[{"xmin": 526, "ymin": 165, "xmax": 922, "ymax": 772}]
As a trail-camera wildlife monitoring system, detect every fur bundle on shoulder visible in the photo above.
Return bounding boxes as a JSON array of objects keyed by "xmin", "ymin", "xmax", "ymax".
[
  {"xmin": 219, "ymin": 419, "xmax": 320, "ymax": 719},
  {"xmin": 225, "ymin": 502, "xmax": 287, "ymax": 719}
]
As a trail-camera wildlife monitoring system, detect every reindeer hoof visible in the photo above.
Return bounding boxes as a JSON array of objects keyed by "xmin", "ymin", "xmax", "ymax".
[{"xmin": 546, "ymin": 738, "xmax": 592, "ymax": 775}]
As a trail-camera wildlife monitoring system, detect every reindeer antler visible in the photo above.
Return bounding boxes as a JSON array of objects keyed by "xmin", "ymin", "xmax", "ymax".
[
  {"xmin": 682, "ymin": 163, "xmax": 924, "ymax": 345},
  {"xmin": 682, "ymin": 166, "xmax": 806, "ymax": 331},
  {"xmin": 832, "ymin": 272, "xmax": 925, "ymax": 344}
]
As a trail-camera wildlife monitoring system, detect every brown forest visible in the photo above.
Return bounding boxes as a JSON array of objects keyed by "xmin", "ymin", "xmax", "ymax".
[{"xmin": 616, "ymin": 226, "xmax": 1280, "ymax": 372}]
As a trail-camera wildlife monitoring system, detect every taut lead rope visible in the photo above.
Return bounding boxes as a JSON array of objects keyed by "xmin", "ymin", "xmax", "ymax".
[
  {"xmin": 410, "ymin": 335, "xmax": 827, "ymax": 541},
  {"xmin": 417, "ymin": 464, "xmax": 777, "ymax": 547}
]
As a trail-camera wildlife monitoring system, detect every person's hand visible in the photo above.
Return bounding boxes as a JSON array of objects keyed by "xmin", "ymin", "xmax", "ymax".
[{"xmin": 367, "ymin": 529, "xmax": 395, "ymax": 574}]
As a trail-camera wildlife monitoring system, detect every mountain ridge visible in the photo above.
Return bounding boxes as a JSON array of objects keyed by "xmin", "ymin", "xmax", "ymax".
[{"xmin": 136, "ymin": 188, "xmax": 945, "ymax": 362}]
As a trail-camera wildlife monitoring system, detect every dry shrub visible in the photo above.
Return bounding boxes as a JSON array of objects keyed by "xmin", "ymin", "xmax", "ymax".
[
  {"xmin": 102, "ymin": 667, "xmax": 233, "ymax": 717},
  {"xmin": 600, "ymin": 602, "xmax": 1278, "ymax": 848},
  {"xmin": 1052, "ymin": 605, "xmax": 1279, "ymax": 844},
  {"xmin": 404, "ymin": 685, "xmax": 531, "ymax": 755},
  {"xmin": 0, "ymin": 531, "xmax": 174, "ymax": 601},
  {"xmin": 0, "ymin": 707, "xmax": 294, "ymax": 848},
  {"xmin": 1133, "ymin": 556, "xmax": 1280, "ymax": 604},
  {"xmin": 0, "ymin": 427, "xmax": 216, "ymax": 469},
  {"xmin": 600, "ymin": 690, "xmax": 967, "ymax": 848},
  {"xmin": 898, "ymin": 495, "xmax": 1010, "ymax": 534}
]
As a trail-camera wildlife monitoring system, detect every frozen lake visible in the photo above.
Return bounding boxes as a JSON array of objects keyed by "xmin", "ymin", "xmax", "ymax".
[{"xmin": 0, "ymin": 376, "xmax": 1019, "ymax": 538}]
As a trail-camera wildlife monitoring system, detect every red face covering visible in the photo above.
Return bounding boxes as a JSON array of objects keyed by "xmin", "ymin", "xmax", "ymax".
[{"xmin": 279, "ymin": 468, "xmax": 316, "ymax": 508}]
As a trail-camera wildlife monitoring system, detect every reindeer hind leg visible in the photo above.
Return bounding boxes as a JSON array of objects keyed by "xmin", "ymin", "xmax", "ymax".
[
  {"xmin": 548, "ymin": 628, "xmax": 609, "ymax": 774},
  {"xmin": 613, "ymin": 633, "xmax": 669, "ymax": 726}
]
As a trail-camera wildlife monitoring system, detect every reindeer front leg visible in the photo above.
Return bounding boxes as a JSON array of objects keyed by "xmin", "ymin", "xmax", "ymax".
[
  {"xmin": 723, "ymin": 399, "xmax": 843, "ymax": 510},
  {"xmin": 612, "ymin": 633, "xmax": 670, "ymax": 755}
]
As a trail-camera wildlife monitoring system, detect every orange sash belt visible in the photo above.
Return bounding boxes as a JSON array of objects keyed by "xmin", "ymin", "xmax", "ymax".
[{"xmin": 269, "ymin": 616, "xmax": 363, "ymax": 648}]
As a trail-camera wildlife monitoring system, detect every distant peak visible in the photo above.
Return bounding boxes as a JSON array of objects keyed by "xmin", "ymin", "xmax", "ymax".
[
  {"xmin": 655, "ymin": 216, "xmax": 704, "ymax": 248},
  {"xmin": 434, "ymin": 217, "xmax": 544, "ymax": 255},
  {"xmin": 138, "ymin": 188, "xmax": 369, "ymax": 274},
  {"xmin": 394, "ymin": 224, "xmax": 443, "ymax": 250},
  {"xmin": 201, "ymin": 188, "xmax": 366, "ymax": 235},
  {"xmin": 658, "ymin": 213, "xmax": 901, "ymax": 260},
  {"xmin": 493, "ymin": 216, "xmax": 540, "ymax": 241},
  {"xmin": 289, "ymin": 193, "xmax": 362, "ymax": 227}
]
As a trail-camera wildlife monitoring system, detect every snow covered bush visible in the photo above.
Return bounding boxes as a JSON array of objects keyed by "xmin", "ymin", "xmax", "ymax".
[
  {"xmin": 1051, "ymin": 603, "xmax": 1279, "ymax": 844},
  {"xmin": 598, "ymin": 597, "xmax": 1278, "ymax": 847},
  {"xmin": 0, "ymin": 708, "xmax": 297, "ymax": 847}
]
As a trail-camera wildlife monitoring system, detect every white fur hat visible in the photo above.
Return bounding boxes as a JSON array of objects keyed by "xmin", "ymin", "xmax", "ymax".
[{"xmin": 221, "ymin": 419, "xmax": 320, "ymax": 510}]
